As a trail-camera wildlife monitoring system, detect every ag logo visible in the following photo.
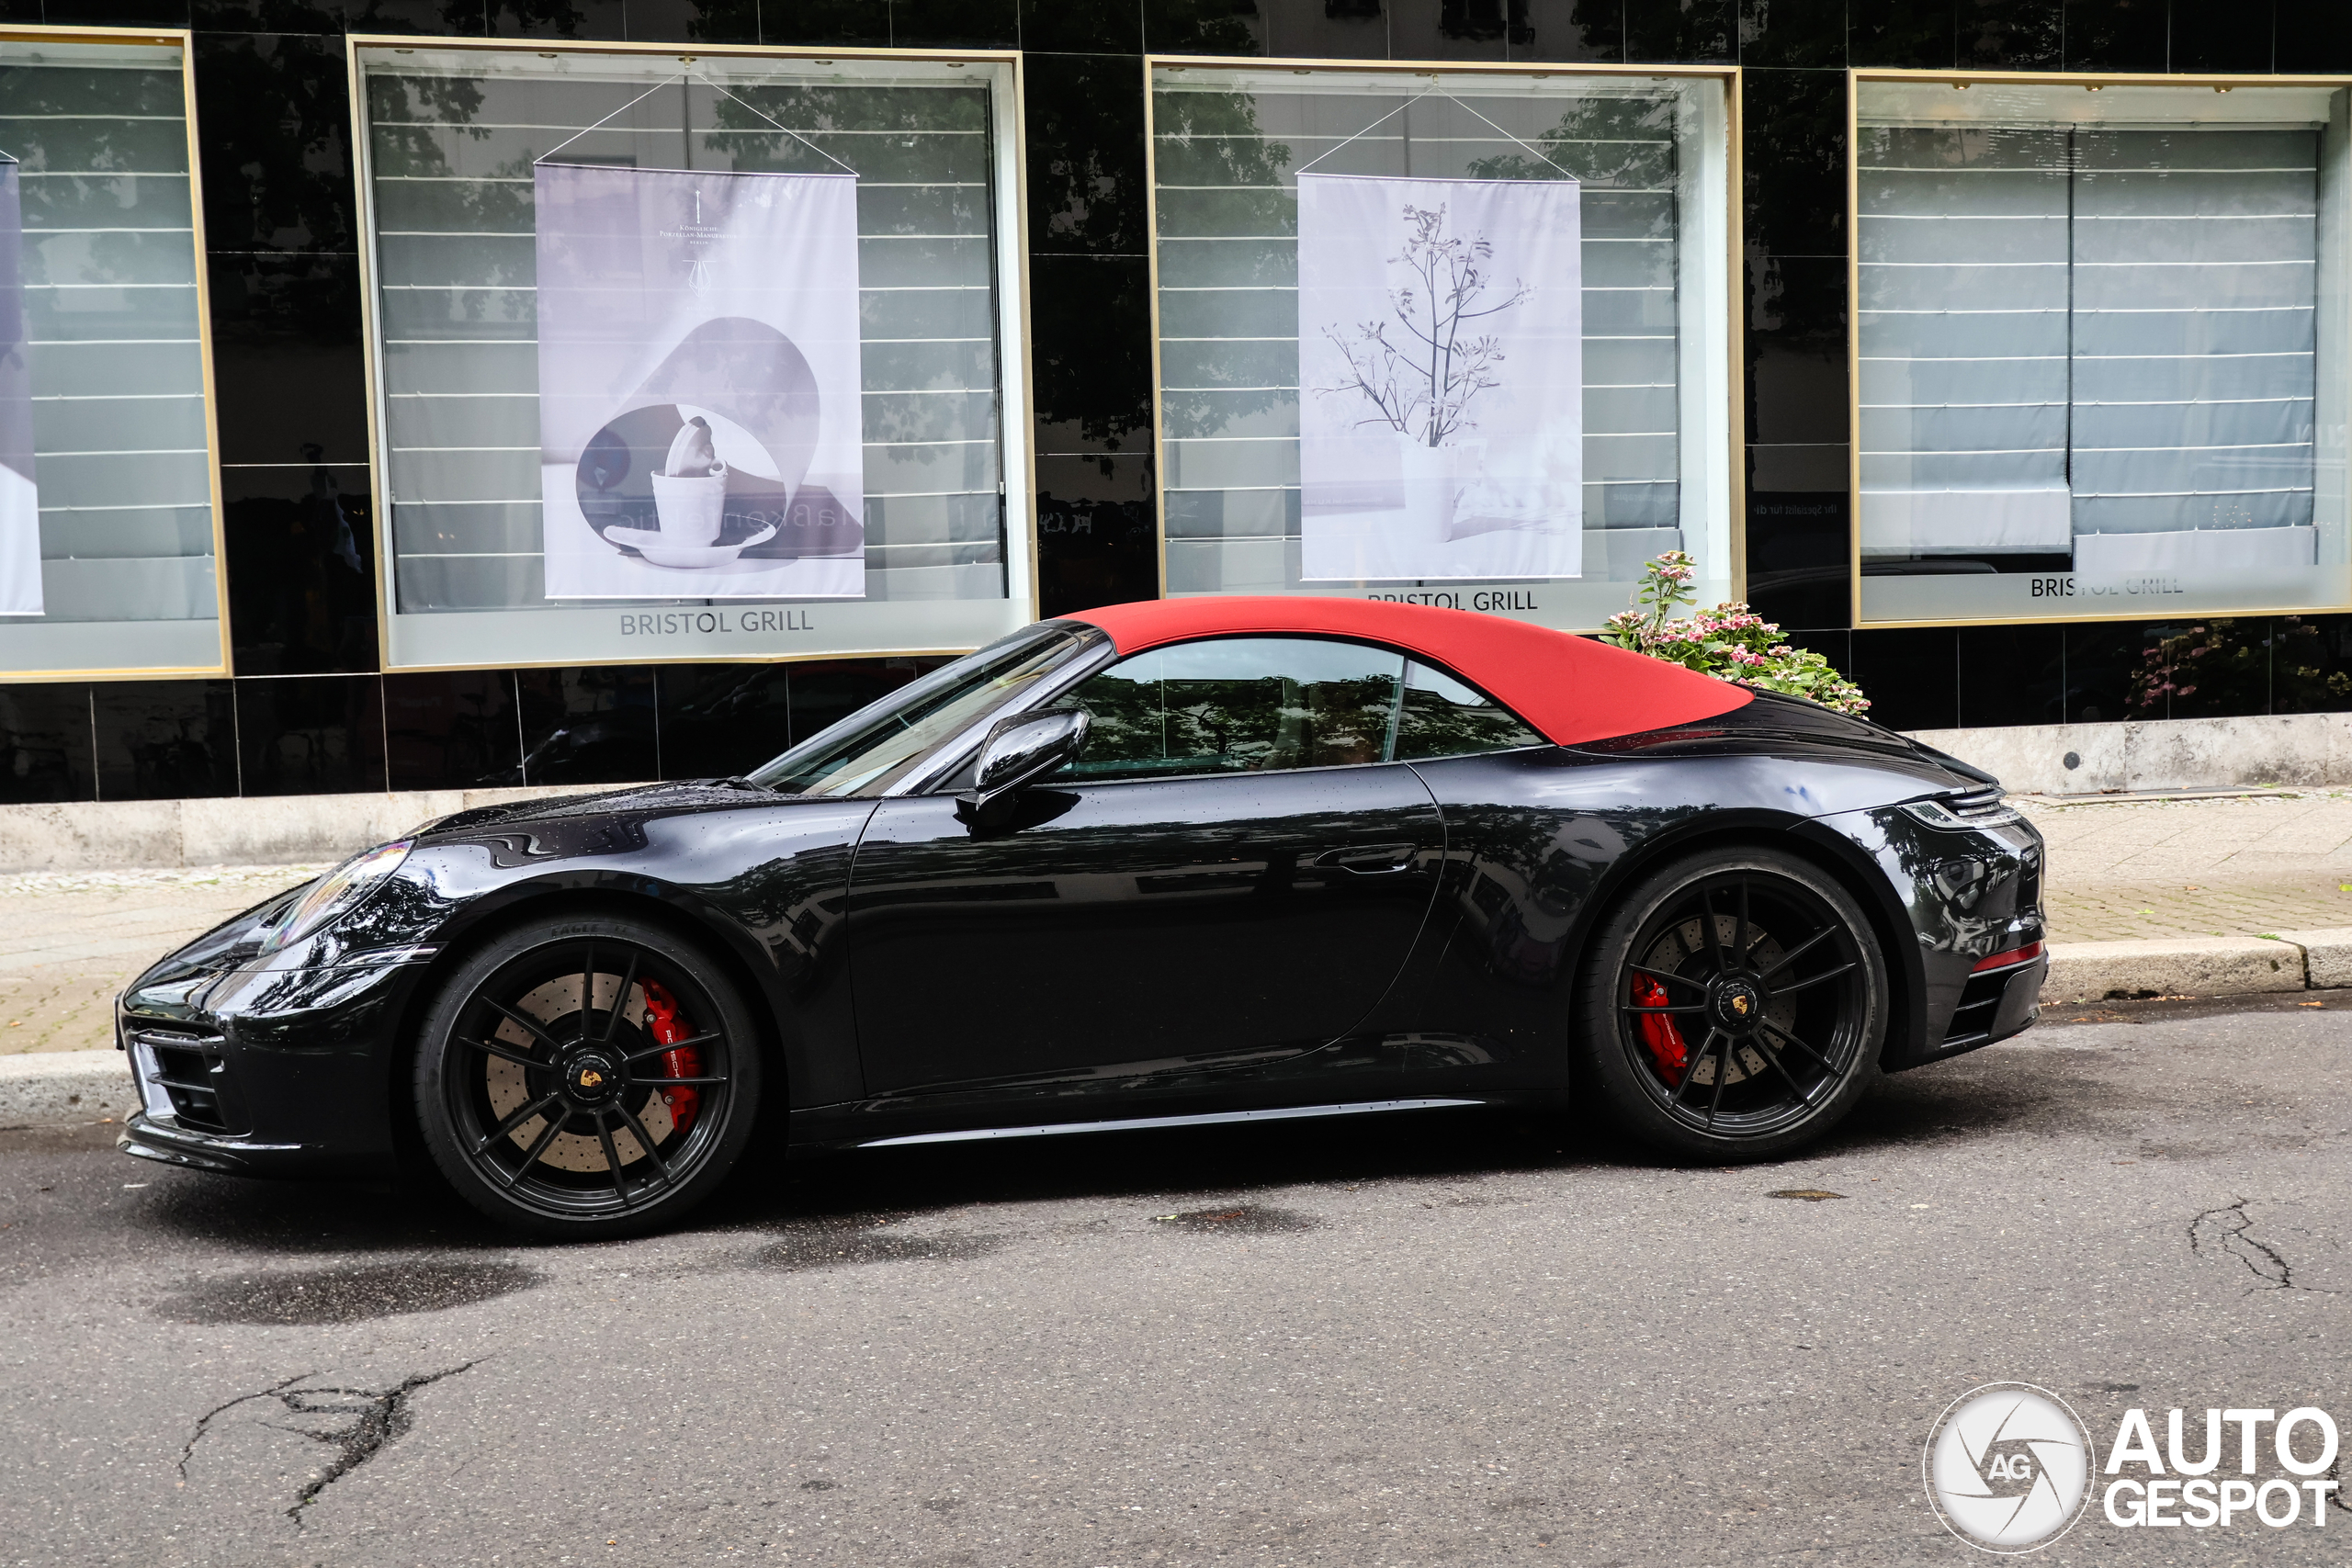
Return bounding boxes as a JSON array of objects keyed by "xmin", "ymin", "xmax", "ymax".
[{"xmin": 1924, "ymin": 1383, "xmax": 2097, "ymax": 1552}]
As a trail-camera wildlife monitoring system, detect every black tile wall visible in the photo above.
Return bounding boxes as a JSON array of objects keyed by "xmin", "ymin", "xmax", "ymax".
[
  {"xmin": 2057, "ymin": 622, "xmax": 2151, "ymax": 726},
  {"xmin": 1038, "ymin": 452, "xmax": 1158, "ymax": 617},
  {"xmin": 512, "ymin": 667, "xmax": 659, "ymax": 787},
  {"xmin": 654, "ymin": 663, "xmax": 796, "ymax": 780},
  {"xmin": 1023, "ymin": 0, "xmax": 1145, "ymax": 52},
  {"xmin": 1959, "ymin": 0, "xmax": 2062, "ymax": 64},
  {"xmin": 2169, "ymin": 0, "xmax": 2274, "ymax": 71},
  {"xmin": 1025, "ymin": 52, "xmax": 1149, "ymax": 255},
  {"xmin": 1851, "ymin": 627, "xmax": 1959, "ymax": 731},
  {"xmin": 891, "ymin": 0, "xmax": 1020, "ymax": 47},
  {"xmin": 0, "ymin": 684, "xmax": 96, "ymax": 806},
  {"xmin": 1743, "ymin": 69, "xmax": 1847, "ymax": 264},
  {"xmin": 192, "ymin": 33, "xmax": 355, "ymax": 254},
  {"xmin": 1956, "ymin": 625, "xmax": 2064, "ymax": 728},
  {"xmin": 1511, "ymin": 0, "xmax": 1628, "ymax": 59},
  {"xmin": 620, "ymin": 0, "xmax": 756, "ymax": 42},
  {"xmin": 235, "ymin": 674, "xmax": 387, "ymax": 795},
  {"xmin": 492, "ymin": 0, "xmax": 628, "ymax": 35},
  {"xmin": 223, "ymin": 464, "xmax": 379, "ymax": 676},
  {"xmin": 206, "ymin": 254, "xmax": 370, "ymax": 470},
  {"xmin": 2272, "ymin": 616, "xmax": 2352, "ymax": 716},
  {"xmin": 2062, "ymin": 0, "xmax": 2166, "ymax": 68},
  {"xmin": 95, "ymin": 682, "xmax": 241, "ymax": 801},
  {"xmin": 1626, "ymin": 0, "xmax": 1735, "ymax": 60},
  {"xmin": 384, "ymin": 671, "xmax": 522, "ymax": 791},
  {"xmin": 1849, "ymin": 0, "xmax": 1956, "ymax": 66}
]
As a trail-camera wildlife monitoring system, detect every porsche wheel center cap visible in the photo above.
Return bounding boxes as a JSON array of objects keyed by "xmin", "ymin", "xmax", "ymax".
[
  {"xmin": 566, "ymin": 1053, "xmax": 621, "ymax": 1103},
  {"xmin": 1712, "ymin": 979, "xmax": 1764, "ymax": 1030}
]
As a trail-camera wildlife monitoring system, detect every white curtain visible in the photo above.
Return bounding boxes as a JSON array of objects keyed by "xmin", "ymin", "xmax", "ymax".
[{"xmin": 1859, "ymin": 122, "xmax": 2321, "ymax": 568}]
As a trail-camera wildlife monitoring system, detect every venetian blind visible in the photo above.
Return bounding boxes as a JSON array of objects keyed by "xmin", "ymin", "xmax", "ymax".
[
  {"xmin": 1859, "ymin": 122, "xmax": 2322, "ymax": 573},
  {"xmin": 0, "ymin": 50, "xmax": 213, "ymax": 624},
  {"xmin": 368, "ymin": 68, "xmax": 1006, "ymax": 614}
]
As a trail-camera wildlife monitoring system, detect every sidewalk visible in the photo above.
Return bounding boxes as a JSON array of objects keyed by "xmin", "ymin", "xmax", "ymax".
[
  {"xmin": 9, "ymin": 790, "xmax": 2352, "ymax": 1062},
  {"xmin": 2025, "ymin": 790, "xmax": 2352, "ymax": 941}
]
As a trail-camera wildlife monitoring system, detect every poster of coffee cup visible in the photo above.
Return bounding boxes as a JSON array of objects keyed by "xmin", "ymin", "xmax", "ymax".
[
  {"xmin": 0, "ymin": 152, "xmax": 38, "ymax": 619},
  {"xmin": 1296, "ymin": 173, "xmax": 1583, "ymax": 583},
  {"xmin": 537, "ymin": 164, "xmax": 865, "ymax": 600}
]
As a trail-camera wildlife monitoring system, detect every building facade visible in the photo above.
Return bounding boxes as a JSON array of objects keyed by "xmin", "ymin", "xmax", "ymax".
[{"xmin": 1, "ymin": 0, "xmax": 2349, "ymax": 806}]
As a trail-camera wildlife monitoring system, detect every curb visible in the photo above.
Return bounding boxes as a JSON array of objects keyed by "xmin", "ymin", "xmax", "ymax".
[
  {"xmin": 2047, "ymin": 928, "xmax": 2352, "ymax": 1003},
  {"xmin": 7, "ymin": 932, "xmax": 2352, "ymax": 1128},
  {"xmin": 0, "ymin": 1049, "xmax": 137, "ymax": 1130}
]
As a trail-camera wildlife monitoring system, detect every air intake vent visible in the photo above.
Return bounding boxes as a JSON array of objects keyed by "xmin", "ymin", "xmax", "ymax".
[{"xmin": 128, "ymin": 1029, "xmax": 246, "ymax": 1135}]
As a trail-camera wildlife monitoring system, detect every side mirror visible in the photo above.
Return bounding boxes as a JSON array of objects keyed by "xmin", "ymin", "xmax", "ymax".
[{"xmin": 955, "ymin": 707, "xmax": 1090, "ymax": 828}]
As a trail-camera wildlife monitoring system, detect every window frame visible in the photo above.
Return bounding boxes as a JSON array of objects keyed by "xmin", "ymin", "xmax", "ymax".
[
  {"xmin": 0, "ymin": 26, "xmax": 229, "ymax": 683},
  {"xmin": 1035, "ymin": 630, "xmax": 1550, "ymax": 789},
  {"xmin": 1141, "ymin": 54, "xmax": 1745, "ymax": 634},
  {"xmin": 345, "ymin": 36, "xmax": 1039, "ymax": 674},
  {"xmin": 1848, "ymin": 65, "xmax": 2352, "ymax": 629}
]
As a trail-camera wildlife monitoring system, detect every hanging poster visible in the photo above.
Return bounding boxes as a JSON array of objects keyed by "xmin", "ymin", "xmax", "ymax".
[
  {"xmin": 0, "ymin": 152, "xmax": 38, "ymax": 618},
  {"xmin": 536, "ymin": 164, "xmax": 865, "ymax": 601},
  {"xmin": 1296, "ymin": 172, "xmax": 1582, "ymax": 583}
]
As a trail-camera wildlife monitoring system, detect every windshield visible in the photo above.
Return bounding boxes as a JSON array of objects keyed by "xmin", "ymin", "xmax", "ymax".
[{"xmin": 747, "ymin": 625, "xmax": 1102, "ymax": 796}]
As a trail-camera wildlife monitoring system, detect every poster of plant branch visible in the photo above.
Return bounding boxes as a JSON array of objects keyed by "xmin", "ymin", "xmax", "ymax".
[{"xmin": 1297, "ymin": 173, "xmax": 1582, "ymax": 583}]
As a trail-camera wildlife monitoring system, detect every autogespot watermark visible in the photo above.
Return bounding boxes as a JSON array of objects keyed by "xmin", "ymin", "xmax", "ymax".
[
  {"xmin": 1924, "ymin": 1383, "xmax": 2097, "ymax": 1552},
  {"xmin": 1924, "ymin": 1384, "xmax": 2343, "ymax": 1553}
]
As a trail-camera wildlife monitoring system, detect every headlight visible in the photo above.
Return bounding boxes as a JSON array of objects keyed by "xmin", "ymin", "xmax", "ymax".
[
  {"xmin": 259, "ymin": 840, "xmax": 413, "ymax": 953},
  {"xmin": 1899, "ymin": 793, "xmax": 2022, "ymax": 831}
]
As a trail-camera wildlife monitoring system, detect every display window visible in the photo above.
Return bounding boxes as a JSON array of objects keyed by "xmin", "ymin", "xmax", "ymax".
[
  {"xmin": 1853, "ymin": 71, "xmax": 2352, "ymax": 626},
  {"xmin": 1144, "ymin": 58, "xmax": 1739, "ymax": 632},
  {"xmin": 0, "ymin": 28, "xmax": 226, "ymax": 681},
  {"xmin": 349, "ymin": 39, "xmax": 1034, "ymax": 671}
]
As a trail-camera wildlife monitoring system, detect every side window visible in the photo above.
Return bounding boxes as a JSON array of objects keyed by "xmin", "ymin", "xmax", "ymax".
[
  {"xmin": 1066, "ymin": 637, "xmax": 1405, "ymax": 782},
  {"xmin": 1392, "ymin": 660, "xmax": 1547, "ymax": 761}
]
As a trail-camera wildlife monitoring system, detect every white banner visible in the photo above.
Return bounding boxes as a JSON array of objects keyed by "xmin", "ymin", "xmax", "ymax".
[
  {"xmin": 0, "ymin": 156, "xmax": 39, "ymax": 617},
  {"xmin": 1297, "ymin": 173, "xmax": 1582, "ymax": 583},
  {"xmin": 536, "ymin": 164, "xmax": 864, "ymax": 601}
]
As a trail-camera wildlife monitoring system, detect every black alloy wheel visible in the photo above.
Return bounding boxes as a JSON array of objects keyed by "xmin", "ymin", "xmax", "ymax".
[
  {"xmin": 1574, "ymin": 848, "xmax": 1886, "ymax": 1160},
  {"xmin": 414, "ymin": 915, "xmax": 763, "ymax": 1237}
]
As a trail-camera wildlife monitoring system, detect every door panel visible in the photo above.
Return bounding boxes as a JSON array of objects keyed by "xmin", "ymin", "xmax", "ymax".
[{"xmin": 845, "ymin": 764, "xmax": 1444, "ymax": 1096}]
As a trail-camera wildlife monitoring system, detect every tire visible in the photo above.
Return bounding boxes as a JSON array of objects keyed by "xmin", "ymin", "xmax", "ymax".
[
  {"xmin": 413, "ymin": 913, "xmax": 765, "ymax": 1238},
  {"xmin": 1572, "ymin": 846, "xmax": 1886, "ymax": 1161}
]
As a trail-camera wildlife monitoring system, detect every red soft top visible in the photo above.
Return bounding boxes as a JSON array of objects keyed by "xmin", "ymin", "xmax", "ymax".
[{"xmin": 1063, "ymin": 597, "xmax": 1752, "ymax": 748}]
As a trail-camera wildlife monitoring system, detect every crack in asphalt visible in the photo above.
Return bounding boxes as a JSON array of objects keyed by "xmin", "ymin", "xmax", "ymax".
[
  {"xmin": 279, "ymin": 1363, "xmax": 478, "ymax": 1528},
  {"xmin": 175, "ymin": 1362, "xmax": 479, "ymax": 1528},
  {"xmin": 176, "ymin": 1372, "xmax": 312, "ymax": 1483},
  {"xmin": 2189, "ymin": 1198, "xmax": 2335, "ymax": 1292}
]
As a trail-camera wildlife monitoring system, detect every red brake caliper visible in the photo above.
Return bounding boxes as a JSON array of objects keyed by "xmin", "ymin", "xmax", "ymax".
[
  {"xmin": 638, "ymin": 980, "xmax": 701, "ymax": 1135},
  {"xmin": 1632, "ymin": 974, "xmax": 1689, "ymax": 1086}
]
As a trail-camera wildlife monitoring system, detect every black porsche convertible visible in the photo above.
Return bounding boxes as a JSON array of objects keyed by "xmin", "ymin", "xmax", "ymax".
[{"xmin": 116, "ymin": 597, "xmax": 2047, "ymax": 1235}]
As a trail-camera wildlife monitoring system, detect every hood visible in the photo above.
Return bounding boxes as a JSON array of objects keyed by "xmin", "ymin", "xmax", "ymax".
[{"xmin": 417, "ymin": 779, "xmax": 778, "ymax": 840}]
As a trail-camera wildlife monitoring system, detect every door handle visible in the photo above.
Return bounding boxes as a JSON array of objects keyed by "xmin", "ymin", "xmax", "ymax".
[{"xmin": 1314, "ymin": 843, "xmax": 1418, "ymax": 876}]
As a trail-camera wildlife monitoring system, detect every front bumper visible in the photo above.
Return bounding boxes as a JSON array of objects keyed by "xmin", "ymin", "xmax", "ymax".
[{"xmin": 114, "ymin": 953, "xmax": 434, "ymax": 1179}]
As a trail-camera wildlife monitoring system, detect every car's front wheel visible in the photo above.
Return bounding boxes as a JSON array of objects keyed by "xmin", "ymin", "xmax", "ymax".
[
  {"xmin": 1574, "ymin": 847, "xmax": 1886, "ymax": 1161},
  {"xmin": 413, "ymin": 914, "xmax": 763, "ymax": 1237}
]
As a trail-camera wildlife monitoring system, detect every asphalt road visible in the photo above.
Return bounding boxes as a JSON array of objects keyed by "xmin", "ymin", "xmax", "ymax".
[{"xmin": 3, "ymin": 996, "xmax": 2347, "ymax": 1568}]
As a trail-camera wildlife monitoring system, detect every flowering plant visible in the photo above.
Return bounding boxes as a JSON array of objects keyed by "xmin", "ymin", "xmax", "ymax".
[{"xmin": 1600, "ymin": 552, "xmax": 1871, "ymax": 716}]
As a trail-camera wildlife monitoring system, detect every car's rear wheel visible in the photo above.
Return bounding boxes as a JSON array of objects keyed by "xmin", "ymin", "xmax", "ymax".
[
  {"xmin": 1574, "ymin": 847, "xmax": 1886, "ymax": 1160},
  {"xmin": 414, "ymin": 914, "xmax": 763, "ymax": 1237}
]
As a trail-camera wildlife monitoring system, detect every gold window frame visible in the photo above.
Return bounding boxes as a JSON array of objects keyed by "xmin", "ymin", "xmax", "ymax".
[
  {"xmin": 1142, "ymin": 54, "xmax": 1745, "ymax": 629},
  {"xmin": 0, "ymin": 27, "xmax": 229, "ymax": 683},
  {"xmin": 1849, "ymin": 67, "xmax": 2352, "ymax": 629},
  {"xmin": 345, "ymin": 36, "xmax": 1037, "ymax": 674}
]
